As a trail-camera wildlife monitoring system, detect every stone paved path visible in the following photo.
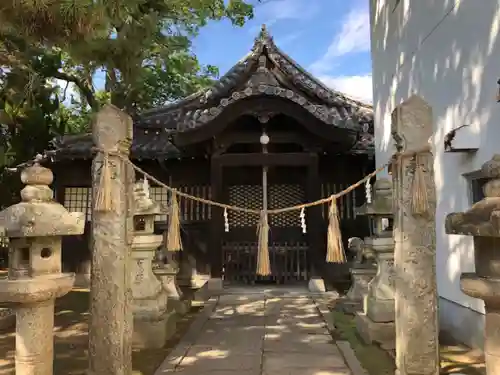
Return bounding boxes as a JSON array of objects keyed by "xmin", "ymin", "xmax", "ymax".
[{"xmin": 160, "ymin": 288, "xmax": 352, "ymax": 375}]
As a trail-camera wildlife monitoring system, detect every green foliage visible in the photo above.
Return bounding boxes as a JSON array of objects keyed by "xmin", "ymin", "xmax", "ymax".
[
  {"xmin": 0, "ymin": 0, "xmax": 254, "ymax": 112},
  {"xmin": 0, "ymin": 0, "xmax": 255, "ymax": 208}
]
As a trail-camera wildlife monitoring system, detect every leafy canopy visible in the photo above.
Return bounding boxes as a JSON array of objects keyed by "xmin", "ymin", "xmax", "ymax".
[
  {"xmin": 0, "ymin": 0, "xmax": 256, "ymax": 208},
  {"xmin": 0, "ymin": 0, "xmax": 255, "ymax": 114}
]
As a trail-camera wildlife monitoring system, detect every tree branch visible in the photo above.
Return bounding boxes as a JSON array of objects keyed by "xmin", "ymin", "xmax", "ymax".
[{"xmin": 52, "ymin": 70, "xmax": 98, "ymax": 111}]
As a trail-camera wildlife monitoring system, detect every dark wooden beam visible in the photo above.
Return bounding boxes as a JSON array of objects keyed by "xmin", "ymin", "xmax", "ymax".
[
  {"xmin": 305, "ymin": 154, "xmax": 323, "ymax": 274},
  {"xmin": 216, "ymin": 152, "xmax": 313, "ymax": 167},
  {"xmin": 217, "ymin": 131, "xmax": 313, "ymax": 145},
  {"xmin": 174, "ymin": 96, "xmax": 357, "ymax": 147},
  {"xmin": 214, "ymin": 131, "xmax": 321, "ymax": 154},
  {"xmin": 209, "ymin": 156, "xmax": 223, "ymax": 278}
]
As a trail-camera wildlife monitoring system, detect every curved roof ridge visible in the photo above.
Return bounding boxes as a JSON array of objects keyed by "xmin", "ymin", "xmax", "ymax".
[{"xmin": 267, "ymin": 37, "xmax": 372, "ymax": 111}]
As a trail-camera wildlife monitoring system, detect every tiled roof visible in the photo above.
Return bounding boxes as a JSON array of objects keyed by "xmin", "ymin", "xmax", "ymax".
[
  {"xmin": 51, "ymin": 130, "xmax": 181, "ymax": 161},
  {"xmin": 137, "ymin": 25, "xmax": 373, "ymax": 133},
  {"xmin": 51, "ymin": 25, "xmax": 374, "ymax": 161}
]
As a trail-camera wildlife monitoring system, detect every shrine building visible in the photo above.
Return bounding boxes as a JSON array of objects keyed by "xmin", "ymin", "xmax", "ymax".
[{"xmin": 48, "ymin": 26, "xmax": 375, "ymax": 287}]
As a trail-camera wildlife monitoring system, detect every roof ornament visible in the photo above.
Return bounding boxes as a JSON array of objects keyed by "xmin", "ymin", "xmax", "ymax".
[{"xmin": 257, "ymin": 24, "xmax": 272, "ymax": 43}]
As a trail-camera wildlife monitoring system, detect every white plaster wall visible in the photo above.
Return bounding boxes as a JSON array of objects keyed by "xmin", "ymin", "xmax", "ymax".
[{"xmin": 370, "ymin": 0, "xmax": 500, "ymax": 314}]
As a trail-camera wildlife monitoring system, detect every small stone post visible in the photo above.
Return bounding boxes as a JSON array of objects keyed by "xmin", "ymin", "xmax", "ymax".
[
  {"xmin": 88, "ymin": 105, "xmax": 134, "ymax": 375},
  {"xmin": 391, "ymin": 96, "xmax": 439, "ymax": 375},
  {"xmin": 354, "ymin": 178, "xmax": 396, "ymax": 350},
  {"xmin": 0, "ymin": 163, "xmax": 84, "ymax": 375},
  {"xmin": 131, "ymin": 180, "xmax": 176, "ymax": 348},
  {"xmin": 446, "ymin": 154, "xmax": 500, "ymax": 375}
]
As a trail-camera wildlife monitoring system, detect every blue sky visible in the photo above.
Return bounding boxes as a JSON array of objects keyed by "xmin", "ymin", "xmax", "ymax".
[{"xmin": 192, "ymin": 0, "xmax": 373, "ymax": 102}]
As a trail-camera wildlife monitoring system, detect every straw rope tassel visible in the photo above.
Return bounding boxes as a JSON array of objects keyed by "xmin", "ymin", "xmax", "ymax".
[
  {"xmin": 94, "ymin": 152, "xmax": 115, "ymax": 212},
  {"xmin": 256, "ymin": 211, "xmax": 271, "ymax": 276},
  {"xmin": 411, "ymin": 153, "xmax": 430, "ymax": 215},
  {"xmin": 166, "ymin": 189, "xmax": 183, "ymax": 252},
  {"xmin": 326, "ymin": 196, "xmax": 346, "ymax": 263}
]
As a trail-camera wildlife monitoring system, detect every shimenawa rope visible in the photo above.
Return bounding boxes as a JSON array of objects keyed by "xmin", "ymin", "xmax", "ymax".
[{"xmin": 23, "ymin": 144, "xmax": 429, "ymax": 275}]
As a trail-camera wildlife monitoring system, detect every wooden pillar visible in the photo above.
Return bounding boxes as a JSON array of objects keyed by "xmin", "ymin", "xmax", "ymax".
[
  {"xmin": 306, "ymin": 153, "xmax": 321, "ymax": 276},
  {"xmin": 88, "ymin": 105, "xmax": 134, "ymax": 375},
  {"xmin": 210, "ymin": 156, "xmax": 223, "ymax": 278}
]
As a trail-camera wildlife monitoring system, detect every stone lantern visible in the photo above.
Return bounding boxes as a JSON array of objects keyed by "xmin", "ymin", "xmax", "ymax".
[
  {"xmin": 0, "ymin": 163, "xmax": 84, "ymax": 375},
  {"xmin": 354, "ymin": 178, "xmax": 396, "ymax": 350},
  {"xmin": 445, "ymin": 154, "xmax": 500, "ymax": 375},
  {"xmin": 131, "ymin": 180, "xmax": 175, "ymax": 348}
]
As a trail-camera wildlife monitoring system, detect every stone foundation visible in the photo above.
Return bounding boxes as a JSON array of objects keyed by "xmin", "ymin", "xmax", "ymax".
[
  {"xmin": 133, "ymin": 310, "xmax": 177, "ymax": 349},
  {"xmin": 355, "ymin": 312, "xmax": 395, "ymax": 350},
  {"xmin": 364, "ymin": 295, "xmax": 395, "ymax": 323}
]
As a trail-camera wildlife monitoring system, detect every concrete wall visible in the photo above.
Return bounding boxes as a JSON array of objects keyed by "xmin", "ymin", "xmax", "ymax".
[{"xmin": 369, "ymin": 0, "xmax": 500, "ymax": 347}]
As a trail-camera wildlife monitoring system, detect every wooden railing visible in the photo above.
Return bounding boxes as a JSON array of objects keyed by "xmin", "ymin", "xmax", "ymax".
[{"xmin": 222, "ymin": 241, "xmax": 308, "ymax": 284}]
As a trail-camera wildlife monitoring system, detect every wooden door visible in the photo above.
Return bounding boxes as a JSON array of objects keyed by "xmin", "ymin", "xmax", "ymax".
[{"xmin": 221, "ymin": 166, "xmax": 309, "ymax": 284}]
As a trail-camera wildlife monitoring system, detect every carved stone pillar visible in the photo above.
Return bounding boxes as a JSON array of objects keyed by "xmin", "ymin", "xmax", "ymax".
[
  {"xmin": 88, "ymin": 105, "xmax": 134, "ymax": 375},
  {"xmin": 0, "ymin": 163, "xmax": 84, "ymax": 375},
  {"xmin": 131, "ymin": 180, "xmax": 176, "ymax": 348},
  {"xmin": 391, "ymin": 96, "xmax": 439, "ymax": 375},
  {"xmin": 354, "ymin": 178, "xmax": 396, "ymax": 350},
  {"xmin": 446, "ymin": 154, "xmax": 500, "ymax": 375}
]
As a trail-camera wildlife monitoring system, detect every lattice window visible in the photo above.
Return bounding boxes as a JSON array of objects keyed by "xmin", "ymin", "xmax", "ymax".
[
  {"xmin": 321, "ymin": 182, "xmax": 356, "ymax": 220},
  {"xmin": 64, "ymin": 187, "xmax": 91, "ymax": 221},
  {"xmin": 269, "ymin": 184, "xmax": 304, "ymax": 227},
  {"xmin": 228, "ymin": 184, "xmax": 304, "ymax": 228},
  {"xmin": 228, "ymin": 185, "xmax": 262, "ymax": 227}
]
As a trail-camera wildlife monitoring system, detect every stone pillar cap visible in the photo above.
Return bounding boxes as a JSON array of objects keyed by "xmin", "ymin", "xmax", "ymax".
[
  {"xmin": 446, "ymin": 155, "xmax": 500, "ymax": 237},
  {"xmin": 0, "ymin": 163, "xmax": 85, "ymax": 237}
]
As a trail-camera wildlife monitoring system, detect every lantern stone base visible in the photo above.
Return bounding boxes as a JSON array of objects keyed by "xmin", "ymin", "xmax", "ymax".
[
  {"xmin": 355, "ymin": 312, "xmax": 395, "ymax": 350},
  {"xmin": 133, "ymin": 310, "xmax": 177, "ymax": 349},
  {"xmin": 364, "ymin": 295, "xmax": 395, "ymax": 323}
]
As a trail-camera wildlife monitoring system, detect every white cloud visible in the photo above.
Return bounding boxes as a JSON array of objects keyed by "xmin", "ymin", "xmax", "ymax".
[
  {"xmin": 310, "ymin": 4, "xmax": 370, "ymax": 74},
  {"xmin": 250, "ymin": 0, "xmax": 319, "ymax": 34},
  {"xmin": 319, "ymin": 74, "xmax": 373, "ymax": 103}
]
